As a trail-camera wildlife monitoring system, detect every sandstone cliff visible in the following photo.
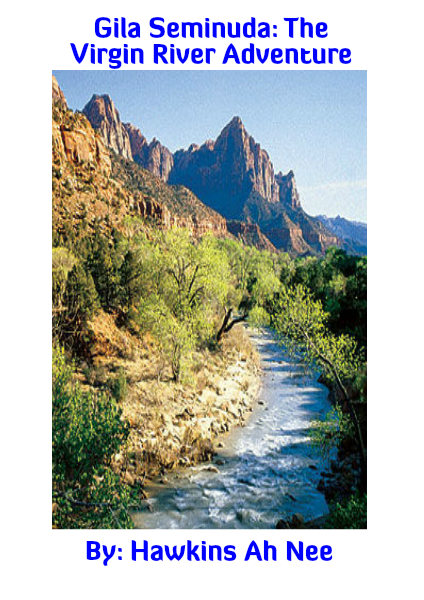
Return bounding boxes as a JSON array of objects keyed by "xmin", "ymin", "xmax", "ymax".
[
  {"xmin": 123, "ymin": 122, "xmax": 148, "ymax": 163},
  {"xmin": 227, "ymin": 220, "xmax": 277, "ymax": 253},
  {"xmin": 83, "ymin": 94, "xmax": 133, "ymax": 160},
  {"xmin": 144, "ymin": 138, "xmax": 174, "ymax": 182},
  {"xmin": 275, "ymin": 170, "xmax": 301, "ymax": 209},
  {"xmin": 111, "ymin": 155, "xmax": 228, "ymax": 239}
]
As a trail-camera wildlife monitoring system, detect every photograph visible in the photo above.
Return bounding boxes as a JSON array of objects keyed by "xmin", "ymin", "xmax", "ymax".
[{"xmin": 52, "ymin": 70, "xmax": 367, "ymax": 530}]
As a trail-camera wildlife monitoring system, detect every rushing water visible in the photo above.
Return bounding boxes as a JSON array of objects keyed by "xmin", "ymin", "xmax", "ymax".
[{"xmin": 133, "ymin": 330, "xmax": 332, "ymax": 529}]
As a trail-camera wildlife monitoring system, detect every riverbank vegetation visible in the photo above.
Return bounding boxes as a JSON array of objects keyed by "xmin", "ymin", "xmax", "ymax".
[{"xmin": 52, "ymin": 222, "xmax": 366, "ymax": 528}]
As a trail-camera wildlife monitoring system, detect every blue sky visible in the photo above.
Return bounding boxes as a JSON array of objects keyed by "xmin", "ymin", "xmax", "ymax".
[{"xmin": 54, "ymin": 70, "xmax": 367, "ymax": 222}]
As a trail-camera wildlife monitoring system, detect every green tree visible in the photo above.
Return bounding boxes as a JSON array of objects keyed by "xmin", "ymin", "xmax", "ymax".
[
  {"xmin": 52, "ymin": 247, "xmax": 76, "ymax": 340},
  {"xmin": 85, "ymin": 231, "xmax": 121, "ymax": 311},
  {"xmin": 61, "ymin": 264, "xmax": 99, "ymax": 349},
  {"xmin": 272, "ymin": 285, "xmax": 367, "ymax": 489},
  {"xmin": 325, "ymin": 494, "xmax": 367, "ymax": 529},
  {"xmin": 118, "ymin": 247, "xmax": 144, "ymax": 317},
  {"xmin": 216, "ymin": 240, "xmax": 281, "ymax": 341},
  {"xmin": 136, "ymin": 230, "xmax": 230, "ymax": 380}
]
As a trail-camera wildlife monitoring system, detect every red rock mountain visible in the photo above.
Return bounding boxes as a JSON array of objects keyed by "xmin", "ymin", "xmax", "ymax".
[
  {"xmin": 170, "ymin": 118, "xmax": 338, "ymax": 254},
  {"xmin": 227, "ymin": 220, "xmax": 277, "ymax": 253},
  {"xmin": 276, "ymin": 170, "xmax": 301, "ymax": 209},
  {"xmin": 171, "ymin": 116, "xmax": 280, "ymax": 218},
  {"xmin": 81, "ymin": 86, "xmax": 340, "ymax": 255},
  {"xmin": 82, "ymin": 95, "xmax": 174, "ymax": 183}
]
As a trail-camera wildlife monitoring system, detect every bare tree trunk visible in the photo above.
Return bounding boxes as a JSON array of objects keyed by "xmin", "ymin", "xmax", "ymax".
[
  {"xmin": 216, "ymin": 308, "xmax": 233, "ymax": 342},
  {"xmin": 216, "ymin": 308, "xmax": 248, "ymax": 342}
]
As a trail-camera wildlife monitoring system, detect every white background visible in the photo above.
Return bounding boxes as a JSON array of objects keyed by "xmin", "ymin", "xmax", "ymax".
[{"xmin": 1, "ymin": 0, "xmax": 423, "ymax": 598}]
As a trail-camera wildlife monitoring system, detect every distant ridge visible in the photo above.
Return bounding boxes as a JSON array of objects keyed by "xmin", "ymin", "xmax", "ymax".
[{"xmin": 317, "ymin": 215, "xmax": 367, "ymax": 255}]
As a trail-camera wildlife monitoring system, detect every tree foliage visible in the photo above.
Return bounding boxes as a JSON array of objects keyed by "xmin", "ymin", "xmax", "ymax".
[
  {"xmin": 52, "ymin": 219, "xmax": 367, "ymax": 525},
  {"xmin": 272, "ymin": 285, "xmax": 362, "ymax": 381},
  {"xmin": 271, "ymin": 284, "xmax": 367, "ymax": 489}
]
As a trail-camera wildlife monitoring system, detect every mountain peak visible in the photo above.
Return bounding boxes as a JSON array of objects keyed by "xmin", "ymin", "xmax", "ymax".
[
  {"xmin": 172, "ymin": 113, "xmax": 282, "ymax": 218},
  {"xmin": 89, "ymin": 93, "xmax": 112, "ymax": 104},
  {"xmin": 223, "ymin": 116, "xmax": 246, "ymax": 134},
  {"xmin": 84, "ymin": 94, "xmax": 117, "ymax": 115},
  {"xmin": 215, "ymin": 116, "xmax": 249, "ymax": 150},
  {"xmin": 83, "ymin": 94, "xmax": 132, "ymax": 160},
  {"xmin": 215, "ymin": 116, "xmax": 247, "ymax": 141},
  {"xmin": 229, "ymin": 115, "xmax": 243, "ymax": 127}
]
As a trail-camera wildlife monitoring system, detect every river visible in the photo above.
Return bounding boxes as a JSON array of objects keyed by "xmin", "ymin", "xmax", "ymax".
[{"xmin": 133, "ymin": 329, "xmax": 332, "ymax": 529}]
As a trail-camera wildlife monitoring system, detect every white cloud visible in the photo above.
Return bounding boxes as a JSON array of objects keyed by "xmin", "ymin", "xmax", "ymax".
[{"xmin": 301, "ymin": 179, "xmax": 367, "ymax": 194}]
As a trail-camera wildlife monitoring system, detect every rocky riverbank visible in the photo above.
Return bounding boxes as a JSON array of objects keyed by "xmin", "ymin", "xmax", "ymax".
[
  {"xmin": 133, "ymin": 330, "xmax": 333, "ymax": 529},
  {"xmin": 80, "ymin": 317, "xmax": 261, "ymax": 488}
]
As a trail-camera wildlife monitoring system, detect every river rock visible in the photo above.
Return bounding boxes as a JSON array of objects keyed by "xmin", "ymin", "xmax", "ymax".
[
  {"xmin": 291, "ymin": 513, "xmax": 305, "ymax": 528},
  {"xmin": 276, "ymin": 519, "xmax": 290, "ymax": 529},
  {"xmin": 200, "ymin": 465, "xmax": 220, "ymax": 473},
  {"xmin": 276, "ymin": 514, "xmax": 305, "ymax": 529}
]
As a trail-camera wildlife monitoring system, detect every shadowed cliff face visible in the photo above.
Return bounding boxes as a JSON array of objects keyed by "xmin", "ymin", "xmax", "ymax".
[
  {"xmin": 123, "ymin": 122, "xmax": 174, "ymax": 183},
  {"xmin": 171, "ymin": 116, "xmax": 280, "ymax": 219},
  {"xmin": 80, "ymin": 85, "xmax": 341, "ymax": 255}
]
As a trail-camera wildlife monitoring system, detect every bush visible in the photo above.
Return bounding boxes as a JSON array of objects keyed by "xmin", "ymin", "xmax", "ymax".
[
  {"xmin": 59, "ymin": 264, "xmax": 99, "ymax": 349},
  {"xmin": 52, "ymin": 346, "xmax": 132, "ymax": 528},
  {"xmin": 325, "ymin": 494, "xmax": 367, "ymax": 529},
  {"xmin": 107, "ymin": 368, "xmax": 128, "ymax": 402}
]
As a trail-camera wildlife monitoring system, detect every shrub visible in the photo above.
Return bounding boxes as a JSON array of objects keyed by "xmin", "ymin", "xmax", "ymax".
[
  {"xmin": 52, "ymin": 346, "xmax": 132, "ymax": 528},
  {"xmin": 107, "ymin": 368, "xmax": 128, "ymax": 402},
  {"xmin": 310, "ymin": 406, "xmax": 354, "ymax": 457},
  {"xmin": 325, "ymin": 494, "xmax": 367, "ymax": 529}
]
